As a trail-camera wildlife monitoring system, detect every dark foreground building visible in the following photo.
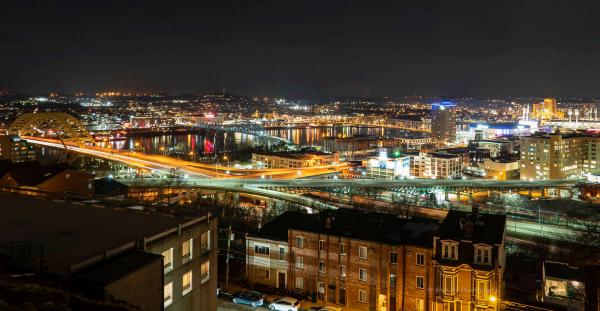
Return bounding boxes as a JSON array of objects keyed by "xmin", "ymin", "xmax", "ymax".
[{"xmin": 0, "ymin": 196, "xmax": 217, "ymax": 311}]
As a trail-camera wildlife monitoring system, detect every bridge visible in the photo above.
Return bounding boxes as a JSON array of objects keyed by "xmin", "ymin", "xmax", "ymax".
[
  {"xmin": 196, "ymin": 121, "xmax": 292, "ymax": 144},
  {"xmin": 262, "ymin": 116, "xmax": 431, "ymax": 132},
  {"xmin": 9, "ymin": 112, "xmax": 96, "ymax": 146}
]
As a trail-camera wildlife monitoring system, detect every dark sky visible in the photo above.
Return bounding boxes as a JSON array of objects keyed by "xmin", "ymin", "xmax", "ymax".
[{"xmin": 2, "ymin": 0, "xmax": 600, "ymax": 97}]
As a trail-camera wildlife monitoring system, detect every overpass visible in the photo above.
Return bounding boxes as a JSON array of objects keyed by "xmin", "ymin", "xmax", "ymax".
[
  {"xmin": 262, "ymin": 116, "xmax": 431, "ymax": 132},
  {"xmin": 23, "ymin": 136, "xmax": 345, "ymax": 179}
]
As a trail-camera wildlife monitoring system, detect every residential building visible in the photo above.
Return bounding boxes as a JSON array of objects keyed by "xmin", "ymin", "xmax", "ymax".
[
  {"xmin": 252, "ymin": 151, "xmax": 339, "ymax": 169},
  {"xmin": 431, "ymin": 102, "xmax": 457, "ymax": 146},
  {"xmin": 433, "ymin": 208, "xmax": 506, "ymax": 311},
  {"xmin": 519, "ymin": 131, "xmax": 600, "ymax": 180},
  {"xmin": 0, "ymin": 135, "xmax": 36, "ymax": 163},
  {"xmin": 542, "ymin": 261, "xmax": 585, "ymax": 311},
  {"xmin": 0, "ymin": 196, "xmax": 217, "ymax": 311},
  {"xmin": 247, "ymin": 209, "xmax": 440, "ymax": 311},
  {"xmin": 408, "ymin": 152, "xmax": 463, "ymax": 179}
]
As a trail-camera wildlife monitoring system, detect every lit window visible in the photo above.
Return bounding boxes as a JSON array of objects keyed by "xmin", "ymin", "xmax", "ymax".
[
  {"xmin": 359, "ymin": 268, "xmax": 367, "ymax": 281},
  {"xmin": 359, "ymin": 290, "xmax": 367, "ymax": 303},
  {"xmin": 296, "ymin": 236, "xmax": 304, "ymax": 248},
  {"xmin": 296, "ymin": 256, "xmax": 304, "ymax": 268},
  {"xmin": 339, "ymin": 265, "xmax": 346, "ymax": 277},
  {"xmin": 164, "ymin": 282, "xmax": 173, "ymax": 307},
  {"xmin": 416, "ymin": 253, "xmax": 425, "ymax": 266},
  {"xmin": 201, "ymin": 230, "xmax": 210, "ymax": 253},
  {"xmin": 390, "ymin": 251, "xmax": 398, "ymax": 264},
  {"xmin": 295, "ymin": 277, "xmax": 304, "ymax": 289},
  {"xmin": 476, "ymin": 279, "xmax": 489, "ymax": 301},
  {"xmin": 182, "ymin": 270, "xmax": 192, "ymax": 296},
  {"xmin": 416, "ymin": 298, "xmax": 425, "ymax": 311},
  {"xmin": 359, "ymin": 246, "xmax": 367, "ymax": 259},
  {"xmin": 162, "ymin": 248, "xmax": 173, "ymax": 273},
  {"xmin": 182, "ymin": 238, "xmax": 193, "ymax": 263},
  {"xmin": 201, "ymin": 261, "xmax": 210, "ymax": 283},
  {"xmin": 416, "ymin": 275, "xmax": 424, "ymax": 289}
]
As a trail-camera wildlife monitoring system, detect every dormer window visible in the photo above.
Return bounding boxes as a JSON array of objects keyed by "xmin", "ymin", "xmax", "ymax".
[
  {"xmin": 441, "ymin": 241, "xmax": 458, "ymax": 260},
  {"xmin": 474, "ymin": 244, "xmax": 492, "ymax": 265}
]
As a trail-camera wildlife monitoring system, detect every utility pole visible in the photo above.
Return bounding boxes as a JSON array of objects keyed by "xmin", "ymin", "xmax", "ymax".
[{"xmin": 225, "ymin": 225, "xmax": 232, "ymax": 292}]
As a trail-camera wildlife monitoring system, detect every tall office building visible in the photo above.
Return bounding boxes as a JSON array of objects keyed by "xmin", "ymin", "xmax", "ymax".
[{"xmin": 431, "ymin": 102, "xmax": 457, "ymax": 146}]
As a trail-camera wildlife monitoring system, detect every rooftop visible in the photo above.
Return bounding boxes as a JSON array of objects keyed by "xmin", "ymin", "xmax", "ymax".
[
  {"xmin": 437, "ymin": 209, "xmax": 506, "ymax": 245},
  {"xmin": 250, "ymin": 208, "xmax": 440, "ymax": 248},
  {"xmin": 544, "ymin": 261, "xmax": 584, "ymax": 282},
  {"xmin": 0, "ymin": 196, "xmax": 194, "ymax": 275}
]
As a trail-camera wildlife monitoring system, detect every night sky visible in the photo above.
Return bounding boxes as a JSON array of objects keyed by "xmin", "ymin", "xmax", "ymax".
[{"xmin": 2, "ymin": 0, "xmax": 600, "ymax": 97}]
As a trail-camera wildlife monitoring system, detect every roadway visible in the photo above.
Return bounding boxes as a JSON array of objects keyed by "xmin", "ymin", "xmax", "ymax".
[{"xmin": 24, "ymin": 137, "xmax": 345, "ymax": 179}]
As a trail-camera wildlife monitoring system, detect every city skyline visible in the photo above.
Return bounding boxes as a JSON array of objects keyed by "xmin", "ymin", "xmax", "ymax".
[{"xmin": 2, "ymin": 1, "xmax": 600, "ymax": 97}]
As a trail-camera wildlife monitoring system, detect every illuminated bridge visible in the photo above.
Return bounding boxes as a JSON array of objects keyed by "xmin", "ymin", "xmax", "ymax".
[
  {"xmin": 9, "ymin": 112, "xmax": 96, "ymax": 146},
  {"xmin": 262, "ymin": 116, "xmax": 431, "ymax": 132}
]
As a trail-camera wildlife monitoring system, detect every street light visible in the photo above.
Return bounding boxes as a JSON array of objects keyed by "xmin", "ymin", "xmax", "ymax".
[{"xmin": 160, "ymin": 146, "xmax": 166, "ymax": 156}]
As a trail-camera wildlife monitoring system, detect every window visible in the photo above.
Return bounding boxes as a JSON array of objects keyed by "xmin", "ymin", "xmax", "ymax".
[
  {"xmin": 359, "ymin": 268, "xmax": 367, "ymax": 281},
  {"xmin": 390, "ymin": 252, "xmax": 398, "ymax": 264},
  {"xmin": 359, "ymin": 246, "xmax": 367, "ymax": 259},
  {"xmin": 476, "ymin": 280, "xmax": 489, "ymax": 301},
  {"xmin": 255, "ymin": 244, "xmax": 270, "ymax": 255},
  {"xmin": 279, "ymin": 246, "xmax": 285, "ymax": 260},
  {"xmin": 443, "ymin": 301, "xmax": 461, "ymax": 311},
  {"xmin": 182, "ymin": 270, "xmax": 192, "ymax": 296},
  {"xmin": 319, "ymin": 261, "xmax": 325, "ymax": 273},
  {"xmin": 295, "ymin": 277, "xmax": 304, "ymax": 289},
  {"xmin": 296, "ymin": 236, "xmax": 304, "ymax": 248},
  {"xmin": 182, "ymin": 238, "xmax": 193, "ymax": 263},
  {"xmin": 296, "ymin": 256, "xmax": 304, "ymax": 268},
  {"xmin": 339, "ymin": 243, "xmax": 346, "ymax": 255},
  {"xmin": 416, "ymin": 298, "xmax": 425, "ymax": 311},
  {"xmin": 474, "ymin": 245, "xmax": 492, "ymax": 265},
  {"xmin": 390, "ymin": 274, "xmax": 397, "ymax": 287},
  {"xmin": 319, "ymin": 240, "xmax": 325, "ymax": 252},
  {"xmin": 441, "ymin": 241, "xmax": 458, "ymax": 260},
  {"xmin": 339, "ymin": 265, "xmax": 346, "ymax": 277},
  {"xmin": 416, "ymin": 276, "xmax": 424, "ymax": 289},
  {"xmin": 201, "ymin": 261, "xmax": 210, "ymax": 283},
  {"xmin": 265, "ymin": 269, "xmax": 270, "ymax": 279},
  {"xmin": 443, "ymin": 275, "xmax": 458, "ymax": 295},
  {"xmin": 164, "ymin": 282, "xmax": 173, "ymax": 307},
  {"xmin": 162, "ymin": 248, "xmax": 173, "ymax": 273},
  {"xmin": 416, "ymin": 253, "xmax": 425, "ymax": 266},
  {"xmin": 359, "ymin": 290, "xmax": 367, "ymax": 303},
  {"xmin": 201, "ymin": 230, "xmax": 210, "ymax": 253}
]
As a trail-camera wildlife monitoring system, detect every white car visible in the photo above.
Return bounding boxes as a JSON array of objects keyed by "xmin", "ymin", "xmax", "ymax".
[{"xmin": 268, "ymin": 297, "xmax": 299, "ymax": 311}]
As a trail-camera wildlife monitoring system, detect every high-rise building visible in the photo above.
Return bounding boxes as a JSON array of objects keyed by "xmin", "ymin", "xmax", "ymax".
[
  {"xmin": 0, "ymin": 135, "xmax": 36, "ymax": 163},
  {"xmin": 408, "ymin": 152, "xmax": 463, "ymax": 179},
  {"xmin": 519, "ymin": 131, "xmax": 600, "ymax": 180},
  {"xmin": 431, "ymin": 102, "xmax": 457, "ymax": 146},
  {"xmin": 531, "ymin": 98, "xmax": 564, "ymax": 122}
]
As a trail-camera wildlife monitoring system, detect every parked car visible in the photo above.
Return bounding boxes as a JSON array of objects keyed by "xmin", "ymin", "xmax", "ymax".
[
  {"xmin": 232, "ymin": 291, "xmax": 264, "ymax": 307},
  {"xmin": 268, "ymin": 297, "xmax": 300, "ymax": 311},
  {"xmin": 309, "ymin": 307, "xmax": 343, "ymax": 311}
]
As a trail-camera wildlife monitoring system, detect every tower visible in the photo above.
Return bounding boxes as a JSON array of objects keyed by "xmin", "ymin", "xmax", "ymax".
[{"xmin": 431, "ymin": 101, "xmax": 457, "ymax": 146}]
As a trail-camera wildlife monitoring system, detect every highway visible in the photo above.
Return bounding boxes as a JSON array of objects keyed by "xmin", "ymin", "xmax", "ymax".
[{"xmin": 24, "ymin": 137, "xmax": 345, "ymax": 179}]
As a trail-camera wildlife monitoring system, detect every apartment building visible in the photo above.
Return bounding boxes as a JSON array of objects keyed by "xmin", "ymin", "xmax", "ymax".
[
  {"xmin": 0, "ymin": 196, "xmax": 217, "ymax": 311},
  {"xmin": 252, "ymin": 151, "xmax": 340, "ymax": 169},
  {"xmin": 433, "ymin": 208, "xmax": 506, "ymax": 311},
  {"xmin": 247, "ymin": 209, "xmax": 440, "ymax": 311},
  {"xmin": 408, "ymin": 152, "xmax": 463, "ymax": 179},
  {"xmin": 0, "ymin": 135, "xmax": 36, "ymax": 163},
  {"xmin": 519, "ymin": 131, "xmax": 600, "ymax": 180},
  {"xmin": 322, "ymin": 136, "xmax": 395, "ymax": 160}
]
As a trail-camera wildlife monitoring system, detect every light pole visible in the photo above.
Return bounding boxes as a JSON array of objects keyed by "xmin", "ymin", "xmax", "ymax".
[
  {"xmin": 160, "ymin": 146, "xmax": 166, "ymax": 156},
  {"xmin": 223, "ymin": 155, "xmax": 229, "ymax": 167}
]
